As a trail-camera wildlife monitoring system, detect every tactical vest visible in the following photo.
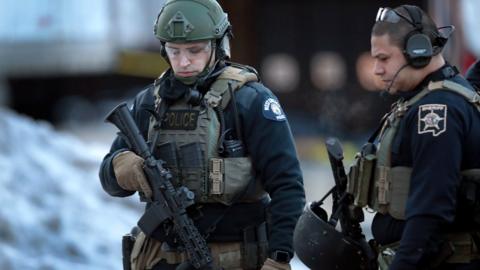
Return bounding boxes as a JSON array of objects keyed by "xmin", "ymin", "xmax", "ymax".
[
  {"xmin": 147, "ymin": 65, "xmax": 267, "ymax": 205},
  {"xmin": 348, "ymin": 79, "xmax": 480, "ymax": 218},
  {"xmin": 348, "ymin": 79, "xmax": 480, "ymax": 264}
]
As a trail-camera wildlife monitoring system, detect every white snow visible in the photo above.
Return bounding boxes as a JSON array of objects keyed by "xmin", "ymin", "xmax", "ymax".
[{"xmin": 0, "ymin": 107, "xmax": 141, "ymax": 269}]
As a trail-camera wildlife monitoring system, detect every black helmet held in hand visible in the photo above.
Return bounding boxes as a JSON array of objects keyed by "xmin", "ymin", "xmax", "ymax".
[{"xmin": 293, "ymin": 202, "xmax": 373, "ymax": 270}]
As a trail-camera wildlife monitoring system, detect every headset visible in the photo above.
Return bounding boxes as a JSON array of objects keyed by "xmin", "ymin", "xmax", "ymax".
[
  {"xmin": 402, "ymin": 6, "xmax": 433, "ymax": 68},
  {"xmin": 398, "ymin": 5, "xmax": 449, "ymax": 69}
]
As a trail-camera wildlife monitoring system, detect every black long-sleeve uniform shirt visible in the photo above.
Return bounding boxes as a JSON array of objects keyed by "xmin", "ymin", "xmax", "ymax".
[
  {"xmin": 371, "ymin": 65, "xmax": 480, "ymax": 270},
  {"xmin": 99, "ymin": 69, "xmax": 305, "ymax": 259}
]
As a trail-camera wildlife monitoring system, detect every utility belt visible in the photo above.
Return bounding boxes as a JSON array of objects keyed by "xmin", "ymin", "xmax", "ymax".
[
  {"xmin": 376, "ymin": 232, "xmax": 480, "ymax": 269},
  {"xmin": 122, "ymin": 223, "xmax": 269, "ymax": 270}
]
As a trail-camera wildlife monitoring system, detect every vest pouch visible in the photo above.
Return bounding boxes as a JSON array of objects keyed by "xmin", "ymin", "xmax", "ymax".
[
  {"xmin": 347, "ymin": 153, "xmax": 376, "ymax": 208},
  {"xmin": 388, "ymin": 166, "xmax": 412, "ymax": 220},
  {"xmin": 154, "ymin": 142, "xmax": 180, "ymax": 183},
  {"xmin": 371, "ymin": 166, "xmax": 391, "ymax": 214},
  {"xmin": 347, "ymin": 154, "xmax": 360, "ymax": 195},
  {"xmin": 209, "ymin": 157, "xmax": 255, "ymax": 205},
  {"xmin": 179, "ymin": 142, "xmax": 207, "ymax": 202}
]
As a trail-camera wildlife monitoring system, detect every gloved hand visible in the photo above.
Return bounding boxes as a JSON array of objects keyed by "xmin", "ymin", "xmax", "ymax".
[
  {"xmin": 261, "ymin": 258, "xmax": 291, "ymax": 270},
  {"xmin": 112, "ymin": 150, "xmax": 152, "ymax": 199}
]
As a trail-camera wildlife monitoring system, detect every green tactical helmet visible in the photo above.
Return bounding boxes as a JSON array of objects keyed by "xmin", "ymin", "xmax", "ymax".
[{"xmin": 154, "ymin": 0, "xmax": 230, "ymax": 43}]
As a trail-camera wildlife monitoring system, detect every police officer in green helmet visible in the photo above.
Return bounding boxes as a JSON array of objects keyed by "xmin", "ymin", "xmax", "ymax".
[
  {"xmin": 99, "ymin": 0, "xmax": 306, "ymax": 269},
  {"xmin": 154, "ymin": 0, "xmax": 231, "ymax": 86}
]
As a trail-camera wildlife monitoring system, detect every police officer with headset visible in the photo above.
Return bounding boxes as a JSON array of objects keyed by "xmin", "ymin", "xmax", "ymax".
[
  {"xmin": 99, "ymin": 0, "xmax": 305, "ymax": 269},
  {"xmin": 370, "ymin": 4, "xmax": 480, "ymax": 270},
  {"xmin": 295, "ymin": 4, "xmax": 480, "ymax": 270}
]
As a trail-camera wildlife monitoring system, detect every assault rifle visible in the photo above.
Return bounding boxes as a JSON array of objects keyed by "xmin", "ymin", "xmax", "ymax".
[
  {"xmin": 324, "ymin": 137, "xmax": 377, "ymax": 269},
  {"xmin": 106, "ymin": 102, "xmax": 213, "ymax": 270}
]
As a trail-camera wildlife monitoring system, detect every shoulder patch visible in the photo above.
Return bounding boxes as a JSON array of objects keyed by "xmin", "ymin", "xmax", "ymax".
[
  {"xmin": 418, "ymin": 104, "xmax": 447, "ymax": 136},
  {"xmin": 263, "ymin": 98, "xmax": 286, "ymax": 121}
]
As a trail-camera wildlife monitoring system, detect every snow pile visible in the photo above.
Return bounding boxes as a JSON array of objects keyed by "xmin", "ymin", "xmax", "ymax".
[{"xmin": 0, "ymin": 108, "xmax": 141, "ymax": 269}]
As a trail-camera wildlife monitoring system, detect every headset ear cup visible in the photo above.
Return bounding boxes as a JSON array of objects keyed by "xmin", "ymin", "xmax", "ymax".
[
  {"xmin": 404, "ymin": 32, "xmax": 433, "ymax": 69},
  {"xmin": 401, "ymin": 5, "xmax": 434, "ymax": 69}
]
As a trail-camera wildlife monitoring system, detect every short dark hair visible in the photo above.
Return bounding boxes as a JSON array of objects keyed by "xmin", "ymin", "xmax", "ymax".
[{"xmin": 372, "ymin": 5, "xmax": 441, "ymax": 52}]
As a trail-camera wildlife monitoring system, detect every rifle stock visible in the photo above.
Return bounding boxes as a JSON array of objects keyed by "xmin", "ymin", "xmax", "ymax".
[{"xmin": 106, "ymin": 102, "xmax": 212, "ymax": 269}]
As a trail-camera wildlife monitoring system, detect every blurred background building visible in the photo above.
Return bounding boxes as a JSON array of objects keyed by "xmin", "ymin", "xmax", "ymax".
[{"xmin": 1, "ymin": 0, "xmax": 478, "ymax": 144}]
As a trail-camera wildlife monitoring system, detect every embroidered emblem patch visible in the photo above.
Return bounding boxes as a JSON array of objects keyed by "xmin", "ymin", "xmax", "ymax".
[
  {"xmin": 418, "ymin": 104, "xmax": 447, "ymax": 136},
  {"xmin": 263, "ymin": 98, "xmax": 286, "ymax": 121}
]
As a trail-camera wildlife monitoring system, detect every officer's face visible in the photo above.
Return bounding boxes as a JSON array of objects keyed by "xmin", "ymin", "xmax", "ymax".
[
  {"xmin": 371, "ymin": 34, "xmax": 421, "ymax": 93},
  {"xmin": 165, "ymin": 41, "xmax": 214, "ymax": 77}
]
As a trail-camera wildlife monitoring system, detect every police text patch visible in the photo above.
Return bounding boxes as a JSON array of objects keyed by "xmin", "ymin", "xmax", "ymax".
[
  {"xmin": 418, "ymin": 104, "xmax": 447, "ymax": 136},
  {"xmin": 263, "ymin": 98, "xmax": 286, "ymax": 121},
  {"xmin": 162, "ymin": 110, "xmax": 199, "ymax": 130}
]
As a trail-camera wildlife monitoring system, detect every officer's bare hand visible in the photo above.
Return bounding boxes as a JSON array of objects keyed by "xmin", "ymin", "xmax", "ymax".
[
  {"xmin": 261, "ymin": 258, "xmax": 291, "ymax": 270},
  {"xmin": 112, "ymin": 150, "xmax": 152, "ymax": 199}
]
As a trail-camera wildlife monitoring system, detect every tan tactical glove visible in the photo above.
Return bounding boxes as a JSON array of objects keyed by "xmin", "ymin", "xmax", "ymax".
[
  {"xmin": 112, "ymin": 150, "xmax": 152, "ymax": 199},
  {"xmin": 261, "ymin": 258, "xmax": 291, "ymax": 270}
]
